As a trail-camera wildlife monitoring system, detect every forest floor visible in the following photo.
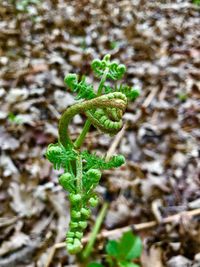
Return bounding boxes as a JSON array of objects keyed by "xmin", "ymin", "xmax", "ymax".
[{"xmin": 0, "ymin": 1, "xmax": 200, "ymax": 266}]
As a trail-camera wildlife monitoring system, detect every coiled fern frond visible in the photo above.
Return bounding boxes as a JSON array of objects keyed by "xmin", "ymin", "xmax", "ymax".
[
  {"xmin": 92, "ymin": 54, "xmax": 126, "ymax": 80},
  {"xmin": 58, "ymin": 91, "xmax": 127, "ymax": 148}
]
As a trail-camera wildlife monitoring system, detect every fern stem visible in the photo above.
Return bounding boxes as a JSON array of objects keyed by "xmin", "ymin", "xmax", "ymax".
[
  {"xmin": 74, "ymin": 120, "xmax": 91, "ymax": 149},
  {"xmin": 97, "ymin": 67, "xmax": 109, "ymax": 95},
  {"xmin": 81, "ymin": 202, "xmax": 108, "ymax": 260},
  {"xmin": 76, "ymin": 153, "xmax": 83, "ymax": 193},
  {"xmin": 74, "ymin": 68, "xmax": 109, "ymax": 149}
]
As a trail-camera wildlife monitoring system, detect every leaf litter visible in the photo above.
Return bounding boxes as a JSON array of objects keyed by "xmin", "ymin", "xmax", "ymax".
[{"xmin": 0, "ymin": 0, "xmax": 199, "ymax": 266}]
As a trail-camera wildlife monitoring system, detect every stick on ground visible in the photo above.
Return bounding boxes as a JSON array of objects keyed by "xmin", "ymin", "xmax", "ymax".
[{"xmin": 45, "ymin": 208, "xmax": 200, "ymax": 267}]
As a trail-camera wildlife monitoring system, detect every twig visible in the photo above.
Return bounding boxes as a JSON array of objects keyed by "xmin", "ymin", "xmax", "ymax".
[
  {"xmin": 142, "ymin": 87, "xmax": 159, "ymax": 108},
  {"xmin": 0, "ymin": 217, "xmax": 18, "ymax": 228},
  {"xmin": 45, "ymin": 208, "xmax": 200, "ymax": 267},
  {"xmin": 45, "ymin": 243, "xmax": 65, "ymax": 267},
  {"xmin": 47, "ymin": 104, "xmax": 61, "ymax": 120},
  {"xmin": 100, "ymin": 208, "xmax": 200, "ymax": 238},
  {"xmin": 0, "ymin": 238, "xmax": 41, "ymax": 267},
  {"xmin": 150, "ymin": 86, "xmax": 168, "ymax": 124},
  {"xmin": 148, "ymin": 3, "xmax": 200, "ymax": 10}
]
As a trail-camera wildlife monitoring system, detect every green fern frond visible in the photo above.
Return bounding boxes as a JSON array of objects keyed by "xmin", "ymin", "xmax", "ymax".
[
  {"xmin": 81, "ymin": 151, "xmax": 125, "ymax": 171},
  {"xmin": 83, "ymin": 169, "xmax": 101, "ymax": 192},
  {"xmin": 104, "ymin": 84, "xmax": 140, "ymax": 101},
  {"xmin": 46, "ymin": 54, "xmax": 137, "ymax": 255},
  {"xmin": 116, "ymin": 84, "xmax": 140, "ymax": 100},
  {"xmin": 59, "ymin": 172, "xmax": 76, "ymax": 193},
  {"xmin": 46, "ymin": 143, "xmax": 77, "ymax": 171},
  {"xmin": 64, "ymin": 73, "xmax": 96, "ymax": 100},
  {"xmin": 92, "ymin": 54, "xmax": 126, "ymax": 80}
]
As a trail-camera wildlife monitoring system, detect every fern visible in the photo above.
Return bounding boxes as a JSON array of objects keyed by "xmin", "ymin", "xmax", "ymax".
[
  {"xmin": 104, "ymin": 84, "xmax": 140, "ymax": 101},
  {"xmin": 64, "ymin": 74, "xmax": 96, "ymax": 100},
  {"xmin": 46, "ymin": 143, "xmax": 77, "ymax": 171},
  {"xmin": 46, "ymin": 54, "xmax": 140, "ymax": 255},
  {"xmin": 82, "ymin": 151, "xmax": 125, "ymax": 171},
  {"xmin": 92, "ymin": 54, "xmax": 126, "ymax": 80}
]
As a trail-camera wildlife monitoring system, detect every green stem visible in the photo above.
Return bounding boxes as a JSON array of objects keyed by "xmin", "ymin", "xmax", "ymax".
[
  {"xmin": 97, "ymin": 67, "xmax": 109, "ymax": 95},
  {"xmin": 74, "ymin": 120, "xmax": 91, "ymax": 149},
  {"xmin": 81, "ymin": 202, "xmax": 108, "ymax": 260},
  {"xmin": 76, "ymin": 153, "xmax": 83, "ymax": 193},
  {"xmin": 74, "ymin": 68, "xmax": 109, "ymax": 149}
]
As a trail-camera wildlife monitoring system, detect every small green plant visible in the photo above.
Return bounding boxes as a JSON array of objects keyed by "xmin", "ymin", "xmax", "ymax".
[
  {"xmin": 46, "ymin": 54, "xmax": 140, "ymax": 255},
  {"xmin": 109, "ymin": 41, "xmax": 119, "ymax": 50},
  {"xmin": 105, "ymin": 231, "xmax": 142, "ymax": 267},
  {"xmin": 8, "ymin": 112, "xmax": 23, "ymax": 124},
  {"xmin": 87, "ymin": 231, "xmax": 142, "ymax": 267},
  {"xmin": 177, "ymin": 92, "xmax": 188, "ymax": 102}
]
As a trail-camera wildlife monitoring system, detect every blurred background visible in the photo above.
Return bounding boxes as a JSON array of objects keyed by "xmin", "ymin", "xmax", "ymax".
[{"xmin": 0, "ymin": 0, "xmax": 199, "ymax": 266}]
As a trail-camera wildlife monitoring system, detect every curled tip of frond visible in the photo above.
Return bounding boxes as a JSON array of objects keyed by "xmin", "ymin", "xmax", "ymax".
[
  {"xmin": 59, "ymin": 172, "xmax": 75, "ymax": 192},
  {"xmin": 64, "ymin": 73, "xmax": 77, "ymax": 90},
  {"xmin": 112, "ymin": 155, "xmax": 126, "ymax": 167},
  {"xmin": 103, "ymin": 54, "xmax": 111, "ymax": 61},
  {"xmin": 91, "ymin": 54, "xmax": 126, "ymax": 80},
  {"xmin": 45, "ymin": 143, "xmax": 77, "ymax": 170}
]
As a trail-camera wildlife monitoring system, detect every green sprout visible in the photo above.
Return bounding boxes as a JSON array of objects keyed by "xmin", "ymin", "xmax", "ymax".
[
  {"xmin": 109, "ymin": 41, "xmax": 119, "ymax": 50},
  {"xmin": 87, "ymin": 231, "xmax": 142, "ymax": 267},
  {"xmin": 8, "ymin": 112, "xmax": 23, "ymax": 124},
  {"xmin": 177, "ymin": 92, "xmax": 188, "ymax": 102},
  {"xmin": 105, "ymin": 231, "xmax": 142, "ymax": 267},
  {"xmin": 46, "ymin": 54, "xmax": 140, "ymax": 255}
]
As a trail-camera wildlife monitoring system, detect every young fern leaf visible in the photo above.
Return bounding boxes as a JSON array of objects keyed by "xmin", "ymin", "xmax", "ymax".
[
  {"xmin": 92, "ymin": 54, "xmax": 126, "ymax": 80},
  {"xmin": 83, "ymin": 169, "xmax": 102, "ymax": 192},
  {"xmin": 64, "ymin": 73, "xmax": 96, "ymax": 100},
  {"xmin": 104, "ymin": 84, "xmax": 140, "ymax": 101},
  {"xmin": 46, "ymin": 143, "xmax": 77, "ymax": 171},
  {"xmin": 82, "ymin": 151, "xmax": 125, "ymax": 171},
  {"xmin": 59, "ymin": 172, "xmax": 76, "ymax": 193}
]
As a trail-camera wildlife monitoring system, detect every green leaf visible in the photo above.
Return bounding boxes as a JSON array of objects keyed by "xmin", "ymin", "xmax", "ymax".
[
  {"xmin": 87, "ymin": 263, "xmax": 104, "ymax": 267},
  {"xmin": 106, "ymin": 240, "xmax": 119, "ymax": 258},
  {"xmin": 64, "ymin": 74, "xmax": 96, "ymax": 100},
  {"xmin": 82, "ymin": 151, "xmax": 125, "ymax": 171},
  {"xmin": 118, "ymin": 261, "xmax": 140, "ymax": 267},
  {"xmin": 118, "ymin": 231, "xmax": 142, "ymax": 261},
  {"xmin": 45, "ymin": 143, "xmax": 77, "ymax": 171}
]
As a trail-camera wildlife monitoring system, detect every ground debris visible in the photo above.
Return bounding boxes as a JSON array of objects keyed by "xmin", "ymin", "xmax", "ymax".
[{"xmin": 0, "ymin": 0, "xmax": 199, "ymax": 265}]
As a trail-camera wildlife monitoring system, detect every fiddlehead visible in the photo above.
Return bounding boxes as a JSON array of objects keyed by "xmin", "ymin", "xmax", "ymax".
[
  {"xmin": 58, "ymin": 92, "xmax": 127, "ymax": 148},
  {"xmin": 92, "ymin": 54, "xmax": 126, "ymax": 80},
  {"xmin": 46, "ymin": 143, "xmax": 77, "ymax": 171},
  {"xmin": 46, "ymin": 54, "xmax": 139, "ymax": 255}
]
